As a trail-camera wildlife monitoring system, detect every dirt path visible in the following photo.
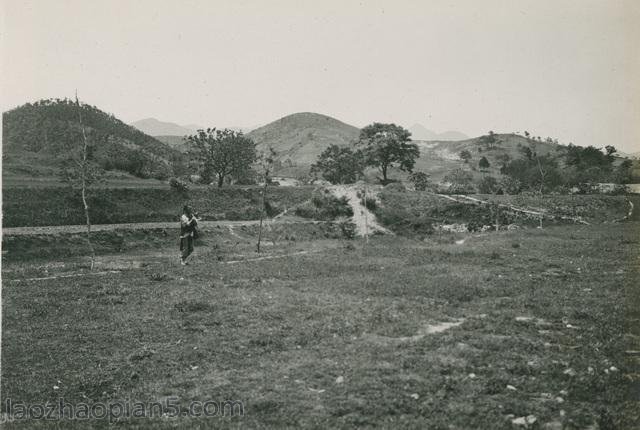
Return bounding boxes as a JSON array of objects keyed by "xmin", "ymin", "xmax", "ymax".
[
  {"xmin": 2, "ymin": 219, "xmax": 325, "ymax": 237},
  {"xmin": 329, "ymin": 184, "xmax": 390, "ymax": 236}
]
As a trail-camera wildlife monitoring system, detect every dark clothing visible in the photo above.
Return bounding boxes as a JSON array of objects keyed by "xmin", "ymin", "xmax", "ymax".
[
  {"xmin": 180, "ymin": 214, "xmax": 197, "ymax": 262},
  {"xmin": 180, "ymin": 236, "xmax": 194, "ymax": 260}
]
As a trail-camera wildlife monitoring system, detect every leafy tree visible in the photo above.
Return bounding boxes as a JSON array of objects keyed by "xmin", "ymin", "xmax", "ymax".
[
  {"xmin": 563, "ymin": 144, "xmax": 618, "ymax": 184},
  {"xmin": 356, "ymin": 123, "xmax": 419, "ymax": 183},
  {"xmin": 479, "ymin": 156, "xmax": 491, "ymax": 170},
  {"xmin": 186, "ymin": 128, "xmax": 257, "ymax": 187},
  {"xmin": 407, "ymin": 171, "xmax": 430, "ymax": 191},
  {"xmin": 310, "ymin": 145, "xmax": 365, "ymax": 184},
  {"xmin": 501, "ymin": 154, "xmax": 562, "ymax": 193},
  {"xmin": 459, "ymin": 150, "xmax": 472, "ymax": 163}
]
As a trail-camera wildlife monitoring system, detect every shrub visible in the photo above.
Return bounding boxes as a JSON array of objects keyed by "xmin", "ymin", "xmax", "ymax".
[
  {"xmin": 373, "ymin": 206, "xmax": 433, "ymax": 238},
  {"xmin": 408, "ymin": 171, "xmax": 430, "ymax": 191},
  {"xmin": 168, "ymin": 177, "xmax": 189, "ymax": 193},
  {"xmin": 296, "ymin": 190, "xmax": 353, "ymax": 221},
  {"xmin": 339, "ymin": 220, "xmax": 357, "ymax": 239},
  {"xmin": 499, "ymin": 176, "xmax": 522, "ymax": 195},
  {"xmin": 361, "ymin": 197, "xmax": 378, "ymax": 211}
]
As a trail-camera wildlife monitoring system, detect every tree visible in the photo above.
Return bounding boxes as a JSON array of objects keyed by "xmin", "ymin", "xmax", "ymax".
[
  {"xmin": 310, "ymin": 145, "xmax": 365, "ymax": 184},
  {"xmin": 501, "ymin": 154, "xmax": 562, "ymax": 193},
  {"xmin": 459, "ymin": 150, "xmax": 472, "ymax": 163},
  {"xmin": 479, "ymin": 156, "xmax": 491, "ymax": 170},
  {"xmin": 186, "ymin": 128, "xmax": 256, "ymax": 187},
  {"xmin": 256, "ymin": 147, "xmax": 276, "ymax": 253},
  {"xmin": 524, "ymin": 131, "xmax": 530, "ymax": 138},
  {"xmin": 408, "ymin": 171, "xmax": 430, "ymax": 191},
  {"xmin": 58, "ymin": 94, "xmax": 102, "ymax": 270},
  {"xmin": 356, "ymin": 123, "xmax": 419, "ymax": 183}
]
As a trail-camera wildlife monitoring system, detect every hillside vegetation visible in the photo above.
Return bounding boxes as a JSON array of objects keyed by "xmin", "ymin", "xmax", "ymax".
[{"xmin": 2, "ymin": 99, "xmax": 184, "ymax": 180}]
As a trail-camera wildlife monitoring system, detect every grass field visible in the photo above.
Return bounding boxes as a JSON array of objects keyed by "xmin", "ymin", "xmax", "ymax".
[{"xmin": 1, "ymin": 219, "xmax": 638, "ymax": 428}]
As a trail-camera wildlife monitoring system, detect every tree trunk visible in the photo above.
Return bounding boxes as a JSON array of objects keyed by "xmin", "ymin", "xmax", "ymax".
[
  {"xmin": 381, "ymin": 165, "xmax": 388, "ymax": 183},
  {"xmin": 217, "ymin": 175, "xmax": 224, "ymax": 188},
  {"xmin": 256, "ymin": 180, "xmax": 268, "ymax": 253},
  {"xmin": 77, "ymin": 94, "xmax": 95, "ymax": 270}
]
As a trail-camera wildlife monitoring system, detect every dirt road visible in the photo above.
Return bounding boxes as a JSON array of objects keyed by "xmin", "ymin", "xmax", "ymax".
[{"xmin": 329, "ymin": 184, "xmax": 390, "ymax": 236}]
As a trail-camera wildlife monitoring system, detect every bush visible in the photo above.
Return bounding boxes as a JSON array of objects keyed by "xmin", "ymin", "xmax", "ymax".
[
  {"xmin": 361, "ymin": 197, "xmax": 377, "ymax": 211},
  {"xmin": 339, "ymin": 220, "xmax": 357, "ymax": 239},
  {"xmin": 373, "ymin": 206, "xmax": 433, "ymax": 238},
  {"xmin": 499, "ymin": 177, "xmax": 522, "ymax": 195},
  {"xmin": 296, "ymin": 190, "xmax": 353, "ymax": 221},
  {"xmin": 168, "ymin": 177, "xmax": 189, "ymax": 193},
  {"xmin": 408, "ymin": 171, "xmax": 430, "ymax": 191}
]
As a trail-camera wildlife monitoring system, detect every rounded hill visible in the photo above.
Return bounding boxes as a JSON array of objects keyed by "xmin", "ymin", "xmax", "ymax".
[{"xmin": 247, "ymin": 112, "xmax": 360, "ymax": 175}]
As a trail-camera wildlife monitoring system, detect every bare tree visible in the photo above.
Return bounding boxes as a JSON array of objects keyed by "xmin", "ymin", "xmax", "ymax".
[
  {"xmin": 59, "ymin": 93, "xmax": 101, "ymax": 269},
  {"xmin": 256, "ymin": 147, "xmax": 276, "ymax": 253}
]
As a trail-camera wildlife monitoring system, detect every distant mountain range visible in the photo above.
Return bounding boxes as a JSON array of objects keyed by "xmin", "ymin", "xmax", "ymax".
[
  {"xmin": 130, "ymin": 118, "xmax": 255, "ymax": 137},
  {"xmin": 409, "ymin": 124, "xmax": 468, "ymax": 141},
  {"xmin": 130, "ymin": 118, "xmax": 199, "ymax": 136}
]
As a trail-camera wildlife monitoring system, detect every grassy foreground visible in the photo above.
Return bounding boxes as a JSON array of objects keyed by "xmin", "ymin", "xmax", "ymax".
[{"xmin": 1, "ymin": 221, "xmax": 638, "ymax": 428}]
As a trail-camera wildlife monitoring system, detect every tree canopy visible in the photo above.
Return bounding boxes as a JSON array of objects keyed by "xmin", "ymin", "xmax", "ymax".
[
  {"xmin": 186, "ymin": 128, "xmax": 257, "ymax": 187},
  {"xmin": 311, "ymin": 145, "xmax": 365, "ymax": 184},
  {"xmin": 356, "ymin": 123, "xmax": 419, "ymax": 183}
]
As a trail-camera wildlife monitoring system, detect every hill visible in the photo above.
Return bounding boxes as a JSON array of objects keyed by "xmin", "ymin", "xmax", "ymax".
[
  {"xmin": 3, "ymin": 99, "xmax": 183, "ymax": 181},
  {"xmin": 130, "ymin": 118, "xmax": 197, "ymax": 136},
  {"xmin": 155, "ymin": 135, "xmax": 189, "ymax": 152},
  {"xmin": 409, "ymin": 133, "xmax": 562, "ymax": 182},
  {"xmin": 409, "ymin": 124, "xmax": 468, "ymax": 141},
  {"xmin": 246, "ymin": 112, "xmax": 360, "ymax": 176}
]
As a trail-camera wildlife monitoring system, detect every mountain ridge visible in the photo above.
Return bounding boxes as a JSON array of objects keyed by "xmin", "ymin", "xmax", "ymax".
[{"xmin": 409, "ymin": 123, "xmax": 468, "ymax": 141}]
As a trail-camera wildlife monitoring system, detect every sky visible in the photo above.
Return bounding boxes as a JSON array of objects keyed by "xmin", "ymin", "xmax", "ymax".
[{"xmin": 1, "ymin": 0, "xmax": 639, "ymax": 152}]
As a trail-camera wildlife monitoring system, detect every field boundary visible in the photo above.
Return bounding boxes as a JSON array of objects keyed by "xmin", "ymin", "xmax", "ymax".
[
  {"xmin": 1, "ymin": 219, "xmax": 331, "ymax": 237},
  {"xmin": 429, "ymin": 192, "xmax": 591, "ymax": 225}
]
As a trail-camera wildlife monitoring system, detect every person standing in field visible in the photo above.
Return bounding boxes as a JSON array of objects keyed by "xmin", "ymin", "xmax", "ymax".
[{"xmin": 180, "ymin": 205, "xmax": 198, "ymax": 265}]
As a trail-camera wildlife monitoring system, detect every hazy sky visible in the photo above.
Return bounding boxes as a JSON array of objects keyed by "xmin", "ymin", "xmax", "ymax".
[{"xmin": 2, "ymin": 0, "xmax": 639, "ymax": 152}]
